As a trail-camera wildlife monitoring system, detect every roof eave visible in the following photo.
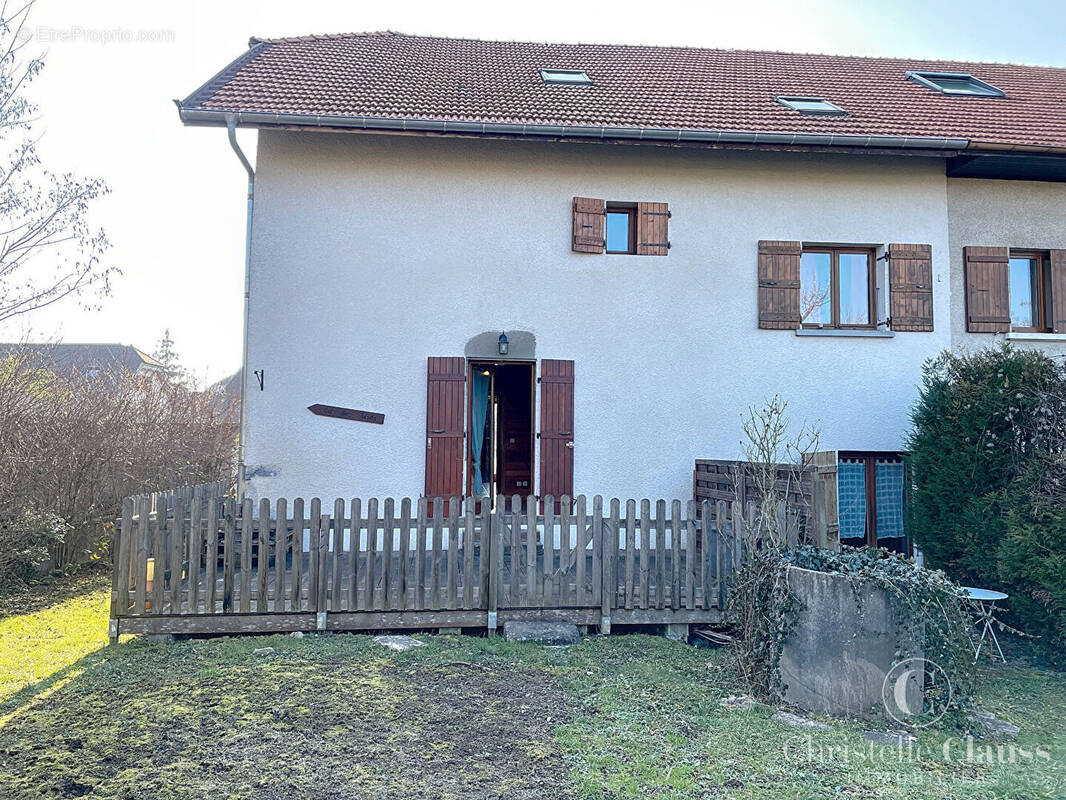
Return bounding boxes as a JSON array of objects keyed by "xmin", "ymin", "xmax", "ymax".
[{"xmin": 175, "ymin": 106, "xmax": 970, "ymax": 152}]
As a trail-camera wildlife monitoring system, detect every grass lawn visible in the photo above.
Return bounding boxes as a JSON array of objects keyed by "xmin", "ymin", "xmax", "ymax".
[{"xmin": 0, "ymin": 576, "xmax": 1063, "ymax": 799}]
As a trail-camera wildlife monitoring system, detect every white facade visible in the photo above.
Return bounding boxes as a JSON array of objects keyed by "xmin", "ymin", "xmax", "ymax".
[{"xmin": 244, "ymin": 130, "xmax": 965, "ymax": 502}]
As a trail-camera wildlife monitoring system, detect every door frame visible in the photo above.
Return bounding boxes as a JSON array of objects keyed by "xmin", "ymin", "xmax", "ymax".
[{"xmin": 466, "ymin": 359, "xmax": 536, "ymax": 504}]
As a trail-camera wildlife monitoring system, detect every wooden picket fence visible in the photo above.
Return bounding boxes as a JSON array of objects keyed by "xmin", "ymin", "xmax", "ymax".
[{"xmin": 108, "ymin": 488, "xmax": 800, "ymax": 641}]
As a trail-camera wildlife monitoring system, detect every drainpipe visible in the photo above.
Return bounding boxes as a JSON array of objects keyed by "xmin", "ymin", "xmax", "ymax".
[{"xmin": 227, "ymin": 116, "xmax": 255, "ymax": 499}]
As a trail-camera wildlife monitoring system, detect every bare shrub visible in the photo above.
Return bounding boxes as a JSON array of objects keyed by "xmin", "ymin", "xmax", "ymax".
[{"xmin": 0, "ymin": 346, "xmax": 236, "ymax": 583}]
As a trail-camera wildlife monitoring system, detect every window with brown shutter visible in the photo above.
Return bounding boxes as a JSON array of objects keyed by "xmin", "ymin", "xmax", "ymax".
[
  {"xmin": 573, "ymin": 197, "xmax": 670, "ymax": 255},
  {"xmin": 758, "ymin": 240, "xmax": 802, "ymax": 329},
  {"xmin": 964, "ymin": 247, "xmax": 1010, "ymax": 333},
  {"xmin": 572, "ymin": 196, "xmax": 605, "ymax": 253},
  {"xmin": 888, "ymin": 243, "xmax": 934, "ymax": 331},
  {"xmin": 636, "ymin": 202, "xmax": 670, "ymax": 255}
]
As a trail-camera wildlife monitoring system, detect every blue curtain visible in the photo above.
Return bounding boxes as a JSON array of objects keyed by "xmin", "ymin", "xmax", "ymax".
[
  {"xmin": 471, "ymin": 372, "xmax": 490, "ymax": 495},
  {"xmin": 837, "ymin": 459, "xmax": 867, "ymax": 542},
  {"xmin": 875, "ymin": 460, "xmax": 905, "ymax": 540}
]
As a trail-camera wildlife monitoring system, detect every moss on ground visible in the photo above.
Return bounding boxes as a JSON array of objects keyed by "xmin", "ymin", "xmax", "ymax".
[{"xmin": 0, "ymin": 578, "xmax": 1062, "ymax": 799}]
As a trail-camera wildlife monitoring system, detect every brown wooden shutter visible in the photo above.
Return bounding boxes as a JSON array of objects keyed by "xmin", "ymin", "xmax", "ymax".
[
  {"xmin": 636, "ymin": 202, "xmax": 670, "ymax": 255},
  {"xmin": 964, "ymin": 247, "xmax": 1010, "ymax": 332},
  {"xmin": 425, "ymin": 357, "xmax": 466, "ymax": 514},
  {"xmin": 758, "ymin": 240, "xmax": 802, "ymax": 329},
  {"xmin": 572, "ymin": 197, "xmax": 605, "ymax": 253},
  {"xmin": 1050, "ymin": 250, "xmax": 1066, "ymax": 333},
  {"xmin": 888, "ymin": 243, "xmax": 934, "ymax": 331},
  {"xmin": 539, "ymin": 359, "xmax": 574, "ymax": 511}
]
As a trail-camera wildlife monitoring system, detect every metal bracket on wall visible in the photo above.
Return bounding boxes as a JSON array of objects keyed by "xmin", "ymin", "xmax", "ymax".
[{"xmin": 253, "ymin": 369, "xmax": 265, "ymax": 390}]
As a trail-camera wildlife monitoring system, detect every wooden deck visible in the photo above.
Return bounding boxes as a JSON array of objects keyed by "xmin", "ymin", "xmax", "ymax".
[{"xmin": 109, "ymin": 492, "xmax": 759, "ymax": 640}]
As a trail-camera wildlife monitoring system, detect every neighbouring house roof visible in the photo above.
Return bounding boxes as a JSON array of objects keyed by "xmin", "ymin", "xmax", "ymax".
[
  {"xmin": 178, "ymin": 32, "xmax": 1066, "ymax": 154},
  {"xmin": 0, "ymin": 343, "xmax": 166, "ymax": 379},
  {"xmin": 207, "ymin": 367, "xmax": 241, "ymax": 423}
]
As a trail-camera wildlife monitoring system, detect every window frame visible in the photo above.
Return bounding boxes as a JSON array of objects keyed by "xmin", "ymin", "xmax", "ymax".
[
  {"xmin": 905, "ymin": 70, "xmax": 1005, "ymax": 97},
  {"xmin": 837, "ymin": 451, "xmax": 909, "ymax": 554},
  {"xmin": 1008, "ymin": 249, "xmax": 1051, "ymax": 333},
  {"xmin": 774, "ymin": 95, "xmax": 848, "ymax": 117},
  {"xmin": 799, "ymin": 245, "xmax": 877, "ymax": 330},
  {"xmin": 605, "ymin": 204, "xmax": 637, "ymax": 255},
  {"xmin": 540, "ymin": 69, "xmax": 592, "ymax": 86}
]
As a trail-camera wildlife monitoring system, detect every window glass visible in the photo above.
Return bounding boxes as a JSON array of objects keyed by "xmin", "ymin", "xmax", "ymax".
[
  {"xmin": 800, "ymin": 252, "xmax": 832, "ymax": 325},
  {"xmin": 838, "ymin": 253, "xmax": 871, "ymax": 325},
  {"xmin": 1009, "ymin": 257, "xmax": 1037, "ymax": 328},
  {"xmin": 605, "ymin": 211, "xmax": 631, "ymax": 253}
]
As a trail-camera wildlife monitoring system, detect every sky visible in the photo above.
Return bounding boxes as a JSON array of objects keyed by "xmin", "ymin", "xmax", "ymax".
[{"xmin": 4, "ymin": 0, "xmax": 1066, "ymax": 384}]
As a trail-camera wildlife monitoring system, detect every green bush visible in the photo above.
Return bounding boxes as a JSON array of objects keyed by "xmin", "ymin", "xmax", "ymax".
[
  {"xmin": 0, "ymin": 510, "xmax": 70, "ymax": 591},
  {"xmin": 999, "ymin": 475, "xmax": 1066, "ymax": 660},
  {"xmin": 906, "ymin": 344, "xmax": 1066, "ymax": 659}
]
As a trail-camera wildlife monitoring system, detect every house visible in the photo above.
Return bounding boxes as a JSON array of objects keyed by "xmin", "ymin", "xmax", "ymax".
[
  {"xmin": 0, "ymin": 342, "xmax": 166, "ymax": 384},
  {"xmin": 177, "ymin": 33, "xmax": 1066, "ymax": 550}
]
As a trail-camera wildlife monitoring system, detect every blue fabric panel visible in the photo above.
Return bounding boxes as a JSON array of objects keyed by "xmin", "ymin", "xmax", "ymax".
[
  {"xmin": 837, "ymin": 460, "xmax": 867, "ymax": 541},
  {"xmin": 875, "ymin": 460, "xmax": 905, "ymax": 540}
]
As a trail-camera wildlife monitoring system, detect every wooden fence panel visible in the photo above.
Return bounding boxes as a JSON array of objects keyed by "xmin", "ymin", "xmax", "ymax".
[{"xmin": 112, "ymin": 492, "xmax": 748, "ymax": 637}]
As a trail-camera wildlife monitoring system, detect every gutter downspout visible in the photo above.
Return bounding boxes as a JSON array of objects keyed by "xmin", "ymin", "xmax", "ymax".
[{"xmin": 227, "ymin": 116, "xmax": 254, "ymax": 499}]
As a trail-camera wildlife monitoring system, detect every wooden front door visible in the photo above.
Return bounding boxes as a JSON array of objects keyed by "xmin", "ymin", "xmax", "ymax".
[
  {"xmin": 425, "ymin": 357, "xmax": 466, "ymax": 513},
  {"xmin": 538, "ymin": 359, "xmax": 574, "ymax": 509}
]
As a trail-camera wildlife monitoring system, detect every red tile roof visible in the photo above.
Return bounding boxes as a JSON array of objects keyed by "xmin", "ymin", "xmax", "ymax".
[{"xmin": 180, "ymin": 32, "xmax": 1066, "ymax": 151}]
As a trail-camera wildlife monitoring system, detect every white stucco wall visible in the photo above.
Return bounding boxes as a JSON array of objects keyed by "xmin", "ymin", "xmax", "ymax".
[
  {"xmin": 947, "ymin": 177, "xmax": 1066, "ymax": 356},
  {"xmin": 243, "ymin": 131, "xmax": 955, "ymax": 502}
]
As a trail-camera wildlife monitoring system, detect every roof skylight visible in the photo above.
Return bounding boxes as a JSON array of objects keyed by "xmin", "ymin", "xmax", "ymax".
[
  {"xmin": 774, "ymin": 96, "xmax": 847, "ymax": 116},
  {"xmin": 906, "ymin": 71, "xmax": 1005, "ymax": 97},
  {"xmin": 540, "ymin": 69, "xmax": 592, "ymax": 86}
]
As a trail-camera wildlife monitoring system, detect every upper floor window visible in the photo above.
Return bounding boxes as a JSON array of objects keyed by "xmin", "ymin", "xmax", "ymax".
[
  {"xmin": 605, "ymin": 204, "xmax": 636, "ymax": 254},
  {"xmin": 800, "ymin": 246, "xmax": 875, "ymax": 328},
  {"xmin": 1009, "ymin": 250, "xmax": 1051, "ymax": 331}
]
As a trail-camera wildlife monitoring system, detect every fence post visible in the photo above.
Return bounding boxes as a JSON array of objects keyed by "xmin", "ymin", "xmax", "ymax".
[
  {"xmin": 811, "ymin": 478, "xmax": 828, "ymax": 549},
  {"xmin": 486, "ymin": 496, "xmax": 501, "ymax": 635},
  {"xmin": 317, "ymin": 509, "xmax": 329, "ymax": 629},
  {"xmin": 109, "ymin": 497, "xmax": 134, "ymax": 644},
  {"xmin": 596, "ymin": 496, "xmax": 610, "ymax": 634}
]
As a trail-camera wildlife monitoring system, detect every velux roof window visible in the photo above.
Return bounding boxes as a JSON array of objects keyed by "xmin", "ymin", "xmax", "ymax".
[
  {"xmin": 774, "ymin": 96, "xmax": 847, "ymax": 116},
  {"xmin": 906, "ymin": 71, "xmax": 1005, "ymax": 97},
  {"xmin": 540, "ymin": 69, "xmax": 592, "ymax": 86}
]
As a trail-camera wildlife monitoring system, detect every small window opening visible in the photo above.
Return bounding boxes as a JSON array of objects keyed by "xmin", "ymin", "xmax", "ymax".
[
  {"xmin": 605, "ymin": 204, "xmax": 636, "ymax": 254},
  {"xmin": 540, "ymin": 69, "xmax": 592, "ymax": 86},
  {"xmin": 774, "ymin": 96, "xmax": 847, "ymax": 116},
  {"xmin": 906, "ymin": 71, "xmax": 1005, "ymax": 97}
]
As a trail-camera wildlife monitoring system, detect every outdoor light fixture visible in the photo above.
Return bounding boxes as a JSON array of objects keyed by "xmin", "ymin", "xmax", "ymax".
[{"xmin": 498, "ymin": 332, "xmax": 509, "ymax": 355}]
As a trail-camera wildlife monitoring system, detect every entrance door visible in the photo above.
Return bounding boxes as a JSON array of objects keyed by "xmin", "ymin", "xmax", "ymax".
[{"xmin": 468, "ymin": 361, "xmax": 534, "ymax": 505}]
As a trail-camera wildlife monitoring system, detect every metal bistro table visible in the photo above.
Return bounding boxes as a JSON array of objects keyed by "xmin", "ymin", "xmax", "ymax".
[{"xmin": 959, "ymin": 586, "xmax": 1009, "ymax": 663}]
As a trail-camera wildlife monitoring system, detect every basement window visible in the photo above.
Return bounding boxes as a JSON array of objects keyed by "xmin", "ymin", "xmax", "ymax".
[
  {"xmin": 906, "ymin": 71, "xmax": 1005, "ymax": 97},
  {"xmin": 774, "ymin": 96, "xmax": 847, "ymax": 116},
  {"xmin": 540, "ymin": 69, "xmax": 592, "ymax": 86}
]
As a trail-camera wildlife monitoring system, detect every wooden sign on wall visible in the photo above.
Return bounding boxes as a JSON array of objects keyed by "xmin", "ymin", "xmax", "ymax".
[{"xmin": 307, "ymin": 404, "xmax": 385, "ymax": 425}]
